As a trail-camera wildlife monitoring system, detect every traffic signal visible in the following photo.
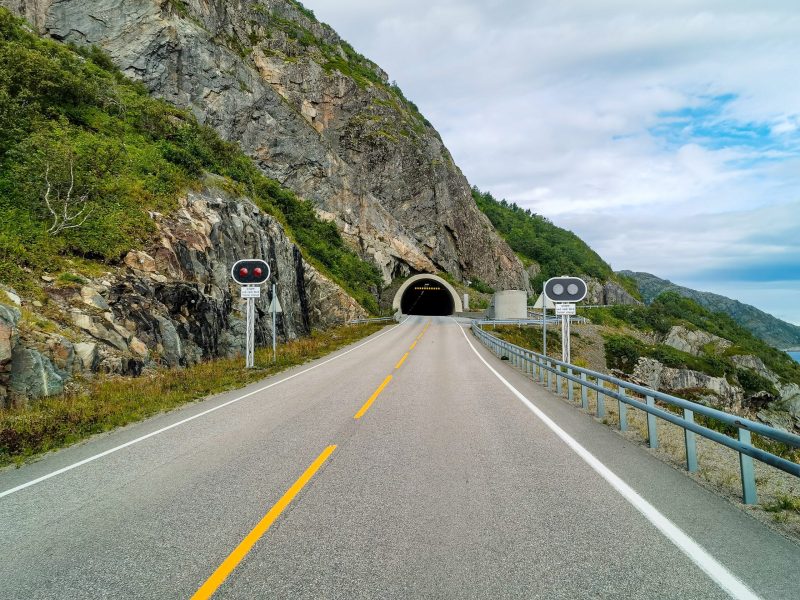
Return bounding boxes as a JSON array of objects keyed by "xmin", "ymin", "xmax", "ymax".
[
  {"xmin": 544, "ymin": 276, "xmax": 587, "ymax": 303},
  {"xmin": 231, "ymin": 259, "xmax": 271, "ymax": 285}
]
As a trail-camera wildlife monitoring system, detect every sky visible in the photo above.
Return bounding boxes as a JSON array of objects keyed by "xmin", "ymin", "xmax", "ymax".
[{"xmin": 305, "ymin": 1, "xmax": 800, "ymax": 325}]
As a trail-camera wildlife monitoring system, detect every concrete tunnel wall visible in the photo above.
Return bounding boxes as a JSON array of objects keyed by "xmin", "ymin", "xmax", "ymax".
[{"xmin": 393, "ymin": 274, "xmax": 463, "ymax": 315}]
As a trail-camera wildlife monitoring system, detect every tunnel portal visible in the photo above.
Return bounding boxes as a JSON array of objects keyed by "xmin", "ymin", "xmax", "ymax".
[{"xmin": 394, "ymin": 275, "xmax": 463, "ymax": 316}]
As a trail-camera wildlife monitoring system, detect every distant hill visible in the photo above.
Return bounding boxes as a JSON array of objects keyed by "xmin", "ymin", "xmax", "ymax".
[
  {"xmin": 619, "ymin": 271, "xmax": 800, "ymax": 350},
  {"xmin": 474, "ymin": 188, "xmax": 640, "ymax": 300}
]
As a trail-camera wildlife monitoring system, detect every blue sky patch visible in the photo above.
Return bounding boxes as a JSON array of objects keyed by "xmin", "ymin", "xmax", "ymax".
[{"xmin": 648, "ymin": 93, "xmax": 800, "ymax": 161}]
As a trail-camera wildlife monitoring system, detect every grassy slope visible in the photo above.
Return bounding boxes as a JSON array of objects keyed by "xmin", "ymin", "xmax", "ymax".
[
  {"xmin": 472, "ymin": 187, "xmax": 640, "ymax": 297},
  {"xmin": 0, "ymin": 9, "xmax": 381, "ymax": 312}
]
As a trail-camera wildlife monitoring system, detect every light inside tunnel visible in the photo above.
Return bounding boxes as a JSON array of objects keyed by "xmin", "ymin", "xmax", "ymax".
[{"xmin": 400, "ymin": 278, "xmax": 455, "ymax": 315}]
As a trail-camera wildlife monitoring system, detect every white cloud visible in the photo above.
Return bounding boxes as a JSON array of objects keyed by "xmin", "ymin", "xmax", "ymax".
[{"xmin": 306, "ymin": 0, "xmax": 800, "ymax": 323}]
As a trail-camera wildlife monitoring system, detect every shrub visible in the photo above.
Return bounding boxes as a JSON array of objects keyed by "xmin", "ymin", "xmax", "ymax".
[{"xmin": 603, "ymin": 334, "xmax": 643, "ymax": 373}]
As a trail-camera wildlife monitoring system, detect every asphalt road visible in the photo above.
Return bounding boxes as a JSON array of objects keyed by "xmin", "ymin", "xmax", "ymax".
[{"xmin": 1, "ymin": 316, "xmax": 798, "ymax": 599}]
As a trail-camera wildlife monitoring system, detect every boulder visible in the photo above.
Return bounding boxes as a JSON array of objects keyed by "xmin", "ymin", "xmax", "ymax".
[
  {"xmin": 74, "ymin": 342, "xmax": 98, "ymax": 371},
  {"xmin": 730, "ymin": 355, "xmax": 779, "ymax": 384},
  {"xmin": 80, "ymin": 286, "xmax": 110, "ymax": 310},
  {"xmin": 662, "ymin": 325, "xmax": 732, "ymax": 356},
  {"xmin": 9, "ymin": 347, "xmax": 64, "ymax": 403},
  {"xmin": 631, "ymin": 356, "xmax": 742, "ymax": 411}
]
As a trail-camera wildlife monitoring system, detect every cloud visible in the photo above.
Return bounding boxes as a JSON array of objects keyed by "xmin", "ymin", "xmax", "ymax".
[{"xmin": 306, "ymin": 0, "xmax": 800, "ymax": 323}]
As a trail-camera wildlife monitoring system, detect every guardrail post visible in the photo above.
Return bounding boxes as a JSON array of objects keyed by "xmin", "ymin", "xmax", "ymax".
[
  {"xmin": 537, "ymin": 357, "xmax": 543, "ymax": 383},
  {"xmin": 646, "ymin": 396, "xmax": 658, "ymax": 448},
  {"xmin": 567, "ymin": 368, "xmax": 574, "ymax": 402},
  {"xmin": 556, "ymin": 368, "xmax": 562, "ymax": 395},
  {"xmin": 580, "ymin": 373, "xmax": 588, "ymax": 410},
  {"xmin": 547, "ymin": 362, "xmax": 553, "ymax": 391},
  {"xmin": 683, "ymin": 409, "xmax": 698, "ymax": 472},
  {"xmin": 596, "ymin": 379, "xmax": 605, "ymax": 417},
  {"xmin": 617, "ymin": 385, "xmax": 628, "ymax": 431},
  {"xmin": 738, "ymin": 428, "xmax": 758, "ymax": 505}
]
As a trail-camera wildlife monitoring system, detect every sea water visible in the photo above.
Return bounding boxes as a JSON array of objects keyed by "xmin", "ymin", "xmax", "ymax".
[{"xmin": 789, "ymin": 351, "xmax": 800, "ymax": 364}]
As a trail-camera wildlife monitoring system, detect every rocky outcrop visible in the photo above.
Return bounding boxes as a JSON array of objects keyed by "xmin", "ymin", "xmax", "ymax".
[
  {"xmin": 0, "ymin": 0, "xmax": 529, "ymax": 290},
  {"xmin": 586, "ymin": 278, "xmax": 639, "ymax": 306},
  {"xmin": 632, "ymin": 355, "xmax": 800, "ymax": 431},
  {"xmin": 0, "ymin": 180, "xmax": 365, "ymax": 407},
  {"xmin": 730, "ymin": 355, "xmax": 778, "ymax": 384},
  {"xmin": 662, "ymin": 326, "xmax": 732, "ymax": 356},
  {"xmin": 632, "ymin": 357, "xmax": 742, "ymax": 411}
]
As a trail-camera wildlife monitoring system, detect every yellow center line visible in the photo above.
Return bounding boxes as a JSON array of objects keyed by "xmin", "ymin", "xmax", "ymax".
[
  {"xmin": 395, "ymin": 352, "xmax": 409, "ymax": 370},
  {"xmin": 191, "ymin": 445, "xmax": 337, "ymax": 600},
  {"xmin": 353, "ymin": 374, "xmax": 393, "ymax": 419},
  {"xmin": 409, "ymin": 340, "xmax": 418, "ymax": 350}
]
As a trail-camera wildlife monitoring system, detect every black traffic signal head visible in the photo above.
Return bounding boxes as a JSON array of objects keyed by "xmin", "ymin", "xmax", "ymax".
[
  {"xmin": 544, "ymin": 276, "xmax": 587, "ymax": 303},
  {"xmin": 231, "ymin": 259, "xmax": 271, "ymax": 285}
]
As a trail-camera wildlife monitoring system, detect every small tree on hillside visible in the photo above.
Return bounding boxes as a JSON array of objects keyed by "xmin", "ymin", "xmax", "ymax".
[{"xmin": 42, "ymin": 159, "xmax": 92, "ymax": 235}]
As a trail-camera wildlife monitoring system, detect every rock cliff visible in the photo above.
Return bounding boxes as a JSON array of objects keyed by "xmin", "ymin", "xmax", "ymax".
[
  {"xmin": 3, "ymin": 0, "xmax": 529, "ymax": 290},
  {"xmin": 0, "ymin": 180, "xmax": 365, "ymax": 408}
]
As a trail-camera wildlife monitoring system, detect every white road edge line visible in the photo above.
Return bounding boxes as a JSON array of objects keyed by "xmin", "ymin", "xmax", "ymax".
[
  {"xmin": 454, "ymin": 319, "xmax": 761, "ymax": 600},
  {"xmin": 0, "ymin": 318, "xmax": 410, "ymax": 499}
]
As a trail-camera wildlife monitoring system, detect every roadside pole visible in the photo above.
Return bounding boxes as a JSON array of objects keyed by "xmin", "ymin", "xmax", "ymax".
[
  {"xmin": 544, "ymin": 276, "xmax": 587, "ymax": 365},
  {"xmin": 231, "ymin": 259, "xmax": 271, "ymax": 369},
  {"xmin": 269, "ymin": 283, "xmax": 283, "ymax": 364},
  {"xmin": 542, "ymin": 295, "xmax": 548, "ymax": 357},
  {"xmin": 272, "ymin": 284, "xmax": 277, "ymax": 363}
]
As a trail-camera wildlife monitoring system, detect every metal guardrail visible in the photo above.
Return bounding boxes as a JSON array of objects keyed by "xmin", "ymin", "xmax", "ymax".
[
  {"xmin": 486, "ymin": 316, "xmax": 589, "ymax": 326},
  {"xmin": 348, "ymin": 316, "xmax": 396, "ymax": 324},
  {"xmin": 471, "ymin": 321, "xmax": 800, "ymax": 504}
]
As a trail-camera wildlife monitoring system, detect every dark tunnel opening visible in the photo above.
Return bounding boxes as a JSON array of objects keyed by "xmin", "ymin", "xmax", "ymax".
[{"xmin": 400, "ymin": 278, "xmax": 455, "ymax": 316}]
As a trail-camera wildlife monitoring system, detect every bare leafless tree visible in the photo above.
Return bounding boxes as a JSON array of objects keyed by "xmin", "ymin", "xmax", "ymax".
[{"xmin": 42, "ymin": 160, "xmax": 92, "ymax": 235}]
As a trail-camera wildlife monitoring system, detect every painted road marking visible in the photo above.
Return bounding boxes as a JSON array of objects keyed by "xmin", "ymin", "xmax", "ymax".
[
  {"xmin": 191, "ymin": 445, "xmax": 337, "ymax": 600},
  {"xmin": 455, "ymin": 321, "xmax": 761, "ymax": 600},
  {"xmin": 395, "ymin": 353, "xmax": 409, "ymax": 370},
  {"xmin": 0, "ymin": 319, "xmax": 409, "ymax": 499},
  {"xmin": 409, "ymin": 340, "xmax": 418, "ymax": 350},
  {"xmin": 354, "ymin": 375, "xmax": 393, "ymax": 419}
]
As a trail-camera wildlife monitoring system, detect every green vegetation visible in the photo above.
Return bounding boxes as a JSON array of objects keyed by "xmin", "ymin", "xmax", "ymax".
[
  {"xmin": 764, "ymin": 495, "xmax": 800, "ymax": 514},
  {"xmin": 602, "ymin": 333, "xmax": 730, "ymax": 377},
  {"xmin": 489, "ymin": 325, "xmax": 563, "ymax": 356},
  {"xmin": 0, "ymin": 9, "xmax": 380, "ymax": 311},
  {"xmin": 589, "ymin": 292, "xmax": 800, "ymax": 387},
  {"xmin": 472, "ymin": 187, "xmax": 636, "ymax": 296},
  {"xmin": 468, "ymin": 278, "xmax": 495, "ymax": 295},
  {"xmin": 0, "ymin": 321, "xmax": 387, "ymax": 466}
]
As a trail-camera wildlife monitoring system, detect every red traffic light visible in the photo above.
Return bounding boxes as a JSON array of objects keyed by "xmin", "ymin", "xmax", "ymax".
[{"xmin": 231, "ymin": 259, "xmax": 271, "ymax": 285}]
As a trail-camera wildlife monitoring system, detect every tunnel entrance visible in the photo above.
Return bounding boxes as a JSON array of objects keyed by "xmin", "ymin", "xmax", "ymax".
[
  {"xmin": 394, "ymin": 275, "xmax": 463, "ymax": 316},
  {"xmin": 401, "ymin": 279, "xmax": 454, "ymax": 315}
]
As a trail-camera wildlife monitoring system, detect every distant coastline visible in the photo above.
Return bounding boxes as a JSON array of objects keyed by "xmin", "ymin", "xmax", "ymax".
[{"xmin": 788, "ymin": 351, "xmax": 800, "ymax": 364}]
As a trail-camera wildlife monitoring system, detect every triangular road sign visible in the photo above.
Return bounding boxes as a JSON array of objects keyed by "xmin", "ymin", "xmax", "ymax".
[{"xmin": 269, "ymin": 295, "xmax": 283, "ymax": 314}]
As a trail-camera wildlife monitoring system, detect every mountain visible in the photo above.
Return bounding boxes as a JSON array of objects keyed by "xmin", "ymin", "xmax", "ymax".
[
  {"xmin": 0, "ymin": 1, "xmax": 643, "ymax": 406},
  {"xmin": 475, "ymin": 189, "xmax": 640, "ymax": 304},
  {"xmin": 2, "ymin": 0, "xmax": 529, "ymax": 291},
  {"xmin": 0, "ymin": 8, "xmax": 372, "ymax": 405},
  {"xmin": 619, "ymin": 271, "xmax": 800, "ymax": 351}
]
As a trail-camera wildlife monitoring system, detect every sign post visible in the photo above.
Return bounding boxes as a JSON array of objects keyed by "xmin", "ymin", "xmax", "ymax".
[
  {"xmin": 544, "ymin": 276, "xmax": 587, "ymax": 364},
  {"xmin": 231, "ymin": 259, "xmax": 271, "ymax": 368},
  {"xmin": 268, "ymin": 283, "xmax": 283, "ymax": 363}
]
